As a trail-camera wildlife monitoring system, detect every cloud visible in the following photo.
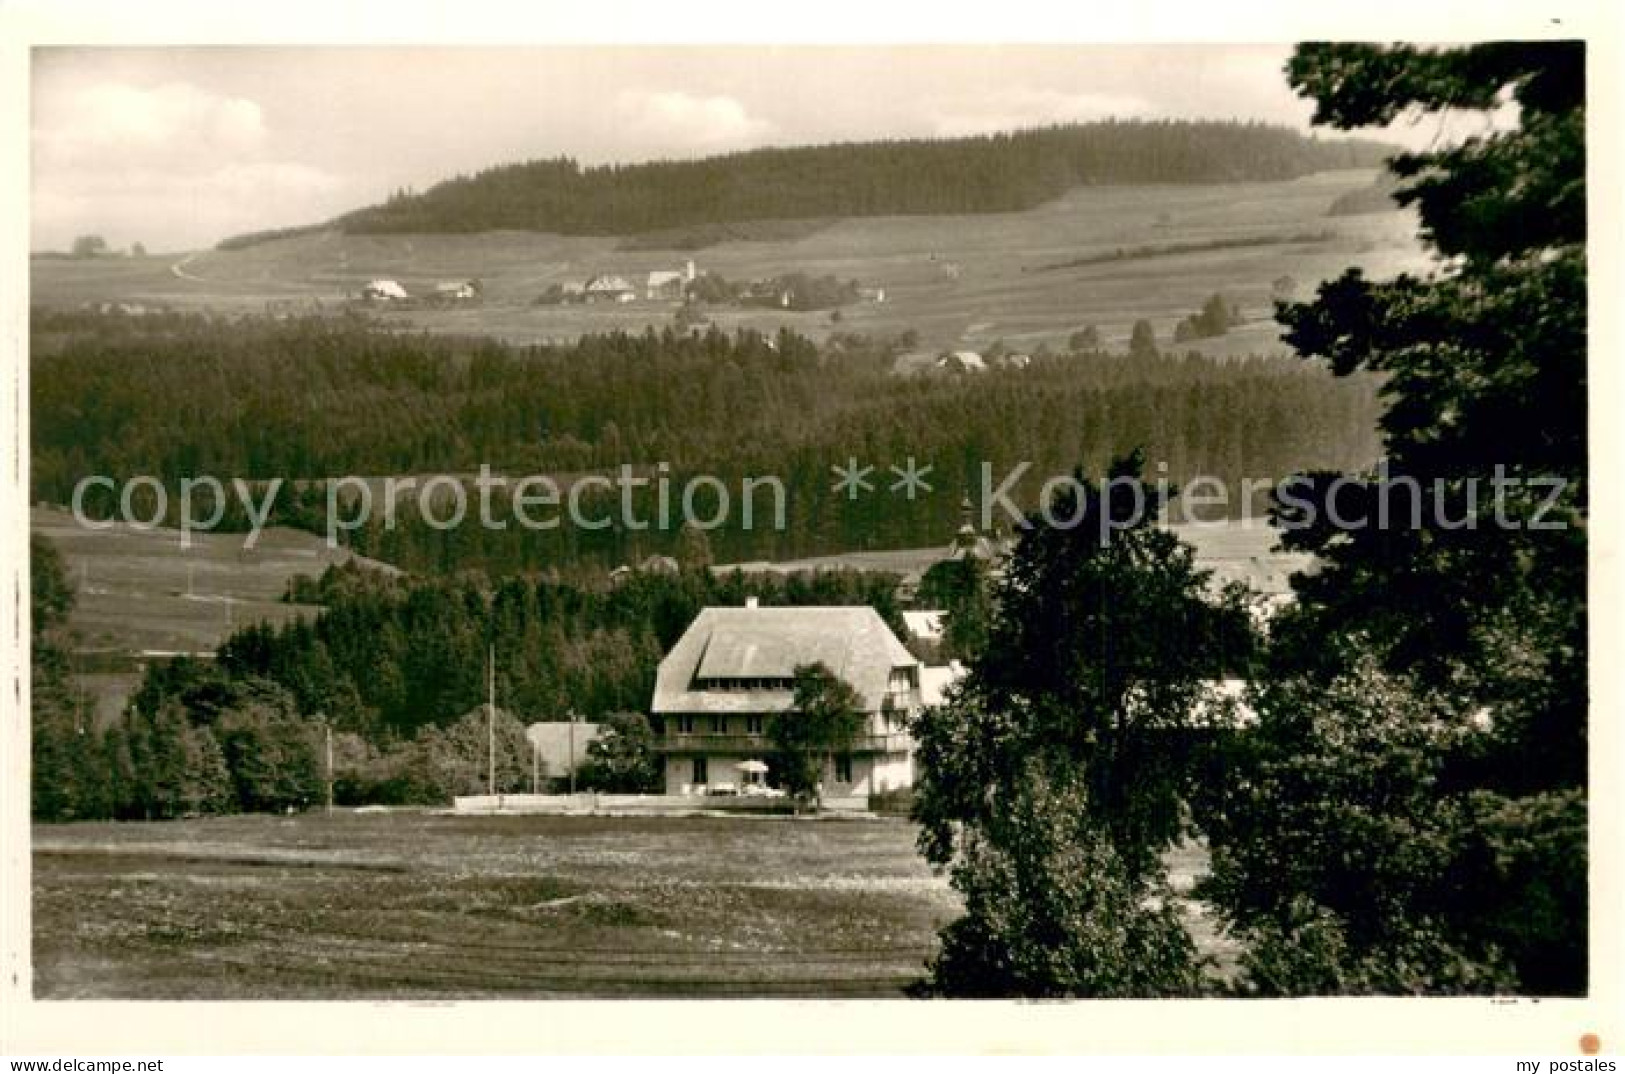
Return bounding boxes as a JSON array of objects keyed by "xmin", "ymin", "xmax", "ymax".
[
  {"xmin": 31, "ymin": 78, "xmax": 361, "ymax": 250},
  {"xmin": 613, "ymin": 90, "xmax": 776, "ymax": 155},
  {"xmin": 928, "ymin": 88, "xmax": 1155, "ymax": 137},
  {"xmin": 33, "ymin": 160, "xmax": 362, "ymax": 252},
  {"xmin": 34, "ymin": 80, "xmax": 268, "ymax": 172}
]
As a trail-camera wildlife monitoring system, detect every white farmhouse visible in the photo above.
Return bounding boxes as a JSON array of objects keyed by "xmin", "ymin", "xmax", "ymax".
[{"xmin": 651, "ymin": 602, "xmax": 922, "ymax": 804}]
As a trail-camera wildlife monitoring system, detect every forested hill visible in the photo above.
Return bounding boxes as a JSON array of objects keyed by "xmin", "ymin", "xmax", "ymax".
[{"xmin": 223, "ymin": 121, "xmax": 1392, "ymax": 246}]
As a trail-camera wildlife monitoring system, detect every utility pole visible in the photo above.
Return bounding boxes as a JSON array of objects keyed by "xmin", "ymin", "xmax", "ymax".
[
  {"xmin": 487, "ymin": 644, "xmax": 496, "ymax": 798},
  {"xmin": 324, "ymin": 719, "xmax": 334, "ymax": 817},
  {"xmin": 568, "ymin": 711, "xmax": 576, "ymax": 796},
  {"xmin": 531, "ymin": 734, "xmax": 539, "ymax": 795}
]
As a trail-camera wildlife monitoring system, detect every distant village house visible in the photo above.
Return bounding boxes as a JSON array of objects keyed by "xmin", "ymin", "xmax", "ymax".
[
  {"xmin": 360, "ymin": 279, "xmax": 409, "ymax": 301},
  {"xmin": 584, "ymin": 275, "xmax": 637, "ymax": 303},
  {"xmin": 432, "ymin": 279, "xmax": 480, "ymax": 303}
]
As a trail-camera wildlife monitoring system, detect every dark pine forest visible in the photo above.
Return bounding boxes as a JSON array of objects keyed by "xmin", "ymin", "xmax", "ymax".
[
  {"xmin": 31, "ymin": 311, "xmax": 1382, "ymax": 576},
  {"xmin": 220, "ymin": 120, "xmax": 1392, "ymax": 245}
]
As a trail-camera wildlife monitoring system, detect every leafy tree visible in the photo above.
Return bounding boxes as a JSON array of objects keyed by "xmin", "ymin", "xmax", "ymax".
[
  {"xmin": 769, "ymin": 663, "xmax": 863, "ymax": 804},
  {"xmin": 215, "ymin": 683, "xmax": 322, "ymax": 813},
  {"xmin": 911, "ymin": 454, "xmax": 1255, "ymax": 996},
  {"xmin": 418, "ymin": 705, "xmax": 532, "ymax": 799},
  {"xmin": 1175, "ymin": 294, "xmax": 1241, "ymax": 343},
  {"xmin": 916, "ymin": 557, "xmax": 993, "ymax": 661},
  {"xmin": 1128, "ymin": 319, "xmax": 1158, "ymax": 360},
  {"xmin": 70, "ymin": 234, "xmax": 107, "ymax": 258},
  {"xmin": 1204, "ymin": 41, "xmax": 1588, "ymax": 995},
  {"xmin": 918, "ymin": 759, "xmax": 1202, "ymax": 997},
  {"xmin": 684, "ymin": 272, "xmax": 735, "ymax": 304},
  {"xmin": 130, "ymin": 241, "xmax": 147, "ymax": 258},
  {"xmin": 578, "ymin": 711, "xmax": 660, "ymax": 793},
  {"xmin": 673, "ymin": 304, "xmax": 709, "ymax": 331},
  {"xmin": 1200, "ymin": 662, "xmax": 1532, "ymax": 994},
  {"xmin": 182, "ymin": 724, "xmax": 234, "ymax": 815},
  {"xmin": 1068, "ymin": 326, "xmax": 1101, "ymax": 352}
]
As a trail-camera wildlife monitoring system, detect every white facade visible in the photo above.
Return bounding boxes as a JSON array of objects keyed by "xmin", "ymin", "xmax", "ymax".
[{"xmin": 651, "ymin": 605, "xmax": 924, "ymax": 803}]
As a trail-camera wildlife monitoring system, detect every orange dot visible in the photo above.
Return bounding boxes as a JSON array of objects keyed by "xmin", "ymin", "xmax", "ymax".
[{"xmin": 1579, "ymin": 1033, "xmax": 1600, "ymax": 1055}]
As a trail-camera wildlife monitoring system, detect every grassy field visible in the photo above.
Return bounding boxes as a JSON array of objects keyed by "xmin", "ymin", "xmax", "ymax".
[
  {"xmin": 32, "ymin": 505, "xmax": 397, "ymax": 727},
  {"xmin": 31, "ymin": 171, "xmax": 1428, "ymax": 353},
  {"xmin": 722, "ymin": 517, "xmax": 1312, "ymax": 598},
  {"xmin": 33, "ymin": 505, "xmax": 395, "ymax": 659},
  {"xmin": 32, "ymin": 813, "xmax": 1232, "ymax": 999},
  {"xmin": 32, "ymin": 813, "xmax": 957, "ymax": 999}
]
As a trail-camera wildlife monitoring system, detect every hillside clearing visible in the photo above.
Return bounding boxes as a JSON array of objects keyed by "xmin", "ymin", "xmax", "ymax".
[{"xmin": 31, "ymin": 172, "xmax": 1429, "ymax": 354}]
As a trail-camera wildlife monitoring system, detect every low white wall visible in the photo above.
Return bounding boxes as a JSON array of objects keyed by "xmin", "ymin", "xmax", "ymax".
[
  {"xmin": 452, "ymin": 793, "xmax": 794, "ymax": 814},
  {"xmin": 453, "ymin": 793, "xmax": 595, "ymax": 813}
]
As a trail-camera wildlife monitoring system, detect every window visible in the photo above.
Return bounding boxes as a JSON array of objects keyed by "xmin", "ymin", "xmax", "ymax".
[
  {"xmin": 746, "ymin": 715, "xmax": 764, "ymax": 735},
  {"xmin": 678, "ymin": 715, "xmax": 695, "ymax": 735},
  {"xmin": 710, "ymin": 715, "xmax": 726, "ymax": 734},
  {"xmin": 835, "ymin": 754, "xmax": 852, "ymax": 784},
  {"xmin": 693, "ymin": 757, "xmax": 708, "ymax": 784}
]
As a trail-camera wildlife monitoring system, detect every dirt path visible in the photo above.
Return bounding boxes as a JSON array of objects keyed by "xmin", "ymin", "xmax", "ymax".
[{"xmin": 169, "ymin": 251, "xmax": 206, "ymax": 282}]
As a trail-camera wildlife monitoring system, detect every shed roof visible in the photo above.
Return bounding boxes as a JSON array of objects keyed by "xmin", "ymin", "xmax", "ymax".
[{"xmin": 525, "ymin": 721, "xmax": 603, "ymax": 774}]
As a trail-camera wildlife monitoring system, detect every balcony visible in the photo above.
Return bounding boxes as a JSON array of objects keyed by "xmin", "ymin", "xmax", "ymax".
[{"xmin": 656, "ymin": 732, "xmax": 913, "ymax": 755}]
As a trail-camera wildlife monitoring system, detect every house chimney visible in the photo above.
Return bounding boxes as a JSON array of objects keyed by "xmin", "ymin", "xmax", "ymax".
[{"xmin": 745, "ymin": 596, "xmax": 759, "ymax": 610}]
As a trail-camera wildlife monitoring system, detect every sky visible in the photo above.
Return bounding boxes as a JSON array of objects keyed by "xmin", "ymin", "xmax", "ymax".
[{"xmin": 29, "ymin": 44, "xmax": 1412, "ymax": 253}]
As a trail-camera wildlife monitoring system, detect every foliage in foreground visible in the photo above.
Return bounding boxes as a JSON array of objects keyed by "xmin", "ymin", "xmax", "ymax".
[
  {"xmin": 1199, "ymin": 41, "xmax": 1588, "ymax": 996},
  {"xmin": 911, "ymin": 455, "xmax": 1255, "ymax": 996},
  {"xmin": 916, "ymin": 761, "xmax": 1202, "ymax": 998}
]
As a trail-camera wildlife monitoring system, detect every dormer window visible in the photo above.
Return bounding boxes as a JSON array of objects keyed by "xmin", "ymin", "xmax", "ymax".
[{"xmin": 695, "ymin": 675, "xmax": 795, "ymax": 692}]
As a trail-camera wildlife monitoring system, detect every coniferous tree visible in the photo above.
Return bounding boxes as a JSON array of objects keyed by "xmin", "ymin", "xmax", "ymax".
[{"xmin": 1201, "ymin": 41, "xmax": 1588, "ymax": 996}]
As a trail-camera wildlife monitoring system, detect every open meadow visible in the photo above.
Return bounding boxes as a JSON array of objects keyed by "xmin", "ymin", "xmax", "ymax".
[
  {"xmin": 32, "ymin": 505, "xmax": 397, "ymax": 727},
  {"xmin": 32, "ymin": 506, "xmax": 397, "ymax": 657},
  {"xmin": 721, "ymin": 517, "xmax": 1312, "ymax": 599},
  {"xmin": 31, "ymin": 170, "xmax": 1428, "ymax": 354},
  {"xmin": 32, "ymin": 813, "xmax": 1230, "ymax": 999},
  {"xmin": 32, "ymin": 813, "xmax": 958, "ymax": 998}
]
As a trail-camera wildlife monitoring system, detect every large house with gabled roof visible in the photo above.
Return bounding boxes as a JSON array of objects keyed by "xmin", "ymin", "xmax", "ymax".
[{"xmin": 651, "ymin": 601, "xmax": 921, "ymax": 800}]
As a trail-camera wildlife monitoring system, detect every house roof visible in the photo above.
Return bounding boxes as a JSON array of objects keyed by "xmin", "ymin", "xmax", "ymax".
[
  {"xmin": 585, "ymin": 274, "xmax": 634, "ymax": 292},
  {"xmin": 939, "ymin": 350, "xmax": 988, "ymax": 372},
  {"xmin": 921, "ymin": 660, "xmax": 968, "ymax": 707},
  {"xmin": 654, "ymin": 606, "xmax": 918, "ymax": 715},
  {"xmin": 647, "ymin": 270, "xmax": 685, "ymax": 286},
  {"xmin": 902, "ymin": 610, "xmax": 945, "ymax": 641},
  {"xmin": 891, "ymin": 351, "xmax": 940, "ymax": 377},
  {"xmin": 364, "ymin": 279, "xmax": 408, "ymax": 298}
]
